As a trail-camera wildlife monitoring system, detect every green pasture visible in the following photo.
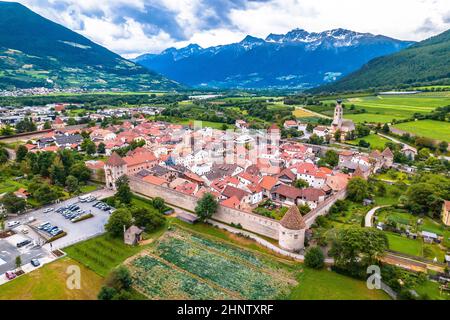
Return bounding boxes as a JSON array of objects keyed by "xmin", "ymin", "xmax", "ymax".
[
  {"xmin": 393, "ymin": 120, "xmax": 450, "ymax": 142},
  {"xmin": 320, "ymin": 94, "xmax": 450, "ymax": 123}
]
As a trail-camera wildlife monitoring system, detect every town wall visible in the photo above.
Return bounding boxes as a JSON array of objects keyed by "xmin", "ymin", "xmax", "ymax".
[
  {"xmin": 304, "ymin": 189, "xmax": 347, "ymax": 228},
  {"xmin": 128, "ymin": 176, "xmax": 281, "ymax": 239},
  {"xmin": 129, "ymin": 176, "xmax": 346, "ymax": 244}
]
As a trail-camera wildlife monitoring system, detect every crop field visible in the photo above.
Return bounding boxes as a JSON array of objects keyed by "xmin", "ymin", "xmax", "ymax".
[
  {"xmin": 392, "ymin": 120, "xmax": 450, "ymax": 142},
  {"xmin": 127, "ymin": 228, "xmax": 296, "ymax": 300},
  {"xmin": 64, "ymin": 235, "xmax": 151, "ymax": 277},
  {"xmin": 292, "ymin": 107, "xmax": 316, "ymax": 118},
  {"xmin": 318, "ymin": 94, "xmax": 450, "ymax": 123}
]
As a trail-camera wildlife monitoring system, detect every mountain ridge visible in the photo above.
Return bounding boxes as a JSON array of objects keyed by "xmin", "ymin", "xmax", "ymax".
[
  {"xmin": 134, "ymin": 28, "xmax": 414, "ymax": 89},
  {"xmin": 312, "ymin": 28, "xmax": 450, "ymax": 93},
  {"xmin": 0, "ymin": 1, "xmax": 183, "ymax": 91}
]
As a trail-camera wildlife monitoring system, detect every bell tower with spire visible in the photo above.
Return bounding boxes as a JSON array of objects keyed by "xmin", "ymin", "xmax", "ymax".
[{"xmin": 332, "ymin": 99, "xmax": 343, "ymax": 129}]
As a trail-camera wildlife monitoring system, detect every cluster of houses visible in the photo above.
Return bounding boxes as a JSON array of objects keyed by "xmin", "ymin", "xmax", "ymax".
[{"xmin": 101, "ymin": 116, "xmax": 396, "ymax": 217}]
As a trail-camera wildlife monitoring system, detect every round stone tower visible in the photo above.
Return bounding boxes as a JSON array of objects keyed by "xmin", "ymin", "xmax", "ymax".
[
  {"xmin": 104, "ymin": 152, "xmax": 127, "ymax": 190},
  {"xmin": 278, "ymin": 205, "xmax": 306, "ymax": 252}
]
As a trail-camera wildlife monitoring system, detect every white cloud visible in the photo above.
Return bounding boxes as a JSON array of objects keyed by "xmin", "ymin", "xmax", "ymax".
[{"xmin": 15, "ymin": 0, "xmax": 450, "ymax": 58}]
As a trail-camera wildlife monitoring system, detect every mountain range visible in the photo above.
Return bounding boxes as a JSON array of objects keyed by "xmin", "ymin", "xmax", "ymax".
[
  {"xmin": 134, "ymin": 28, "xmax": 414, "ymax": 89},
  {"xmin": 0, "ymin": 2, "xmax": 182, "ymax": 91},
  {"xmin": 314, "ymin": 28, "xmax": 450, "ymax": 92}
]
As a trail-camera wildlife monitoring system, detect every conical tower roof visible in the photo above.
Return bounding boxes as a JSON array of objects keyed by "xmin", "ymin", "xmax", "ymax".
[
  {"xmin": 106, "ymin": 152, "xmax": 126, "ymax": 167},
  {"xmin": 280, "ymin": 205, "xmax": 306, "ymax": 230}
]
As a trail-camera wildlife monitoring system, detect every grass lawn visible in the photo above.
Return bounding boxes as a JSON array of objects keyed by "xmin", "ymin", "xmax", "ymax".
[
  {"xmin": 79, "ymin": 184, "xmax": 99, "ymax": 194},
  {"xmin": 289, "ymin": 268, "xmax": 390, "ymax": 300},
  {"xmin": 386, "ymin": 232, "xmax": 423, "ymax": 256},
  {"xmin": 347, "ymin": 134, "xmax": 391, "ymax": 150},
  {"xmin": 0, "ymin": 257, "xmax": 103, "ymax": 300},
  {"xmin": 170, "ymin": 219, "xmax": 283, "ymax": 256},
  {"xmin": 393, "ymin": 120, "xmax": 450, "ymax": 142},
  {"xmin": 377, "ymin": 208, "xmax": 448, "ymax": 236},
  {"xmin": 414, "ymin": 280, "xmax": 450, "ymax": 300},
  {"xmin": 0, "ymin": 178, "xmax": 27, "ymax": 194}
]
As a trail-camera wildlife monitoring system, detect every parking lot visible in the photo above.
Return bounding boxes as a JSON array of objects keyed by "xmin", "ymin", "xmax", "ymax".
[
  {"xmin": 9, "ymin": 188, "xmax": 115, "ymax": 250},
  {"xmin": 0, "ymin": 233, "xmax": 48, "ymax": 275}
]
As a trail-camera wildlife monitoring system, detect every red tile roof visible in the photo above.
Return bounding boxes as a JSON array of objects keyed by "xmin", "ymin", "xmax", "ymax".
[
  {"xmin": 222, "ymin": 185, "xmax": 249, "ymax": 201},
  {"xmin": 259, "ymin": 176, "xmax": 278, "ymax": 191},
  {"xmin": 106, "ymin": 152, "xmax": 127, "ymax": 167},
  {"xmin": 143, "ymin": 175, "xmax": 168, "ymax": 186},
  {"xmin": 272, "ymin": 184, "xmax": 302, "ymax": 199},
  {"xmin": 221, "ymin": 196, "xmax": 241, "ymax": 209}
]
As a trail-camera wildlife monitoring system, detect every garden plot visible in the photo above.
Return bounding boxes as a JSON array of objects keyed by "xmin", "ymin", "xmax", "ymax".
[{"xmin": 128, "ymin": 228, "xmax": 296, "ymax": 300}]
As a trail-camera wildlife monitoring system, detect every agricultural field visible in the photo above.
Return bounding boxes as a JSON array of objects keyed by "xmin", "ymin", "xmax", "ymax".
[
  {"xmin": 0, "ymin": 257, "xmax": 103, "ymax": 300},
  {"xmin": 392, "ymin": 120, "xmax": 450, "ymax": 142},
  {"xmin": 176, "ymin": 119, "xmax": 234, "ymax": 130},
  {"xmin": 318, "ymin": 94, "xmax": 450, "ymax": 123},
  {"xmin": 346, "ymin": 134, "xmax": 391, "ymax": 150},
  {"xmin": 64, "ymin": 234, "xmax": 157, "ymax": 277},
  {"xmin": 128, "ymin": 228, "xmax": 296, "ymax": 300},
  {"xmin": 292, "ymin": 107, "xmax": 317, "ymax": 118}
]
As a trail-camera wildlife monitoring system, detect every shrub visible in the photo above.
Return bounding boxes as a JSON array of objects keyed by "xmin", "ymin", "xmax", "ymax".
[
  {"xmin": 98, "ymin": 286, "xmax": 117, "ymax": 300},
  {"xmin": 304, "ymin": 247, "xmax": 325, "ymax": 269},
  {"xmin": 105, "ymin": 266, "xmax": 133, "ymax": 291}
]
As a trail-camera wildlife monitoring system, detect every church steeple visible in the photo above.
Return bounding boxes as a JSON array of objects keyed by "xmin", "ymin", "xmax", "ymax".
[{"xmin": 332, "ymin": 99, "xmax": 343, "ymax": 128}]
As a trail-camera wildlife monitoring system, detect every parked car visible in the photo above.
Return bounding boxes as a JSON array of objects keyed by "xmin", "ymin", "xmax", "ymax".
[
  {"xmin": 38, "ymin": 222, "xmax": 51, "ymax": 230},
  {"xmin": 17, "ymin": 239, "xmax": 32, "ymax": 248},
  {"xmin": 6, "ymin": 221, "xmax": 20, "ymax": 228},
  {"xmin": 27, "ymin": 216, "xmax": 36, "ymax": 223},
  {"xmin": 43, "ymin": 208, "xmax": 54, "ymax": 213},
  {"xmin": 5, "ymin": 271, "xmax": 16, "ymax": 280},
  {"xmin": 30, "ymin": 259, "xmax": 40, "ymax": 267}
]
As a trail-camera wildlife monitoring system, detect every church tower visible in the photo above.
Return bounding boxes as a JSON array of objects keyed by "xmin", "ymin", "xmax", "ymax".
[
  {"xmin": 104, "ymin": 152, "xmax": 127, "ymax": 190},
  {"xmin": 332, "ymin": 99, "xmax": 343, "ymax": 129}
]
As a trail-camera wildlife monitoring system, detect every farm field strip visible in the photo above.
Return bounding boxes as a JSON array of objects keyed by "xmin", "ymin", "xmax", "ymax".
[
  {"xmin": 129, "ymin": 229, "xmax": 296, "ymax": 300},
  {"xmin": 130, "ymin": 253, "xmax": 238, "ymax": 300},
  {"xmin": 173, "ymin": 232, "xmax": 297, "ymax": 283}
]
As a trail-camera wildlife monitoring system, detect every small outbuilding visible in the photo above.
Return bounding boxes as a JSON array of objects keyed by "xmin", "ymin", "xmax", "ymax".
[
  {"xmin": 421, "ymin": 231, "xmax": 438, "ymax": 244},
  {"xmin": 176, "ymin": 212, "xmax": 199, "ymax": 224},
  {"xmin": 124, "ymin": 225, "xmax": 144, "ymax": 245}
]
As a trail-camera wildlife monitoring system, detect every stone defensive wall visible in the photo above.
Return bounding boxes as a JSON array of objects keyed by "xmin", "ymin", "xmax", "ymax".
[
  {"xmin": 128, "ymin": 176, "xmax": 281, "ymax": 239},
  {"xmin": 304, "ymin": 189, "xmax": 347, "ymax": 228},
  {"xmin": 128, "ymin": 175, "xmax": 346, "ymax": 239}
]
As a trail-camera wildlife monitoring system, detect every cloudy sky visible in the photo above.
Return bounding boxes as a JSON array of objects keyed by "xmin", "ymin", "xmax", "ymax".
[{"xmin": 15, "ymin": 0, "xmax": 450, "ymax": 58}]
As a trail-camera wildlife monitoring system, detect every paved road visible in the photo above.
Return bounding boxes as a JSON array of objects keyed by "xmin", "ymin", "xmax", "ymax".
[{"xmin": 365, "ymin": 205, "xmax": 389, "ymax": 227}]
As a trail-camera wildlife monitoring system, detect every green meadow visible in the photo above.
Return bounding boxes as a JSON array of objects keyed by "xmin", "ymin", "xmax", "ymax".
[
  {"xmin": 320, "ymin": 93, "xmax": 450, "ymax": 123},
  {"xmin": 393, "ymin": 120, "xmax": 450, "ymax": 142},
  {"xmin": 347, "ymin": 134, "xmax": 391, "ymax": 150}
]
